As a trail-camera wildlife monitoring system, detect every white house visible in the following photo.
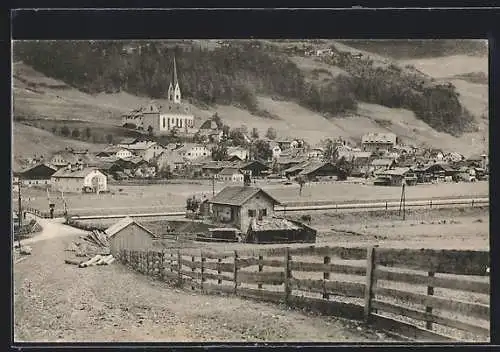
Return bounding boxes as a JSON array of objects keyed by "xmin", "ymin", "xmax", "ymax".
[
  {"xmin": 124, "ymin": 141, "xmax": 164, "ymax": 162},
  {"xmin": 51, "ymin": 165, "xmax": 108, "ymax": 193},
  {"xmin": 227, "ymin": 146, "xmax": 249, "ymax": 161},
  {"xmin": 308, "ymin": 147, "xmax": 324, "ymax": 160},
  {"xmin": 217, "ymin": 168, "xmax": 245, "ymax": 183},
  {"xmin": 269, "ymin": 142, "xmax": 282, "ymax": 160},
  {"xmin": 177, "ymin": 143, "xmax": 211, "ymax": 161}
]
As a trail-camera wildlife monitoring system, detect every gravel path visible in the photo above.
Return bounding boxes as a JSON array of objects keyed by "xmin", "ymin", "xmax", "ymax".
[{"xmin": 14, "ymin": 220, "xmax": 395, "ymax": 343}]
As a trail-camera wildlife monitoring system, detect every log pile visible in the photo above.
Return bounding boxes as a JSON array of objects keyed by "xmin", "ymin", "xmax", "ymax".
[{"xmin": 65, "ymin": 230, "xmax": 114, "ymax": 267}]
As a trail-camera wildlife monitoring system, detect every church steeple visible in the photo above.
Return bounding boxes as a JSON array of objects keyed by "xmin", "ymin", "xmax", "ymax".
[{"xmin": 168, "ymin": 55, "xmax": 181, "ymax": 104}]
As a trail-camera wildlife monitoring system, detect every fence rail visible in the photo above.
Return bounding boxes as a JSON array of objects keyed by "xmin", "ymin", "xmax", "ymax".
[{"xmin": 116, "ymin": 245, "xmax": 490, "ymax": 342}]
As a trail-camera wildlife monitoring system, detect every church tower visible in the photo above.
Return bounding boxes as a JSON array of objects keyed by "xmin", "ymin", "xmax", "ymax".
[{"xmin": 167, "ymin": 56, "xmax": 181, "ymax": 104}]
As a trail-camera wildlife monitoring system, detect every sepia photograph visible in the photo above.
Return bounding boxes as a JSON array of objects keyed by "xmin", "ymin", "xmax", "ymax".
[{"xmin": 12, "ymin": 38, "xmax": 489, "ymax": 343}]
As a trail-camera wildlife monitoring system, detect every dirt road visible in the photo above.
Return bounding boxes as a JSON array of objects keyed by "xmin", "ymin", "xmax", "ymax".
[{"xmin": 14, "ymin": 219, "xmax": 393, "ymax": 343}]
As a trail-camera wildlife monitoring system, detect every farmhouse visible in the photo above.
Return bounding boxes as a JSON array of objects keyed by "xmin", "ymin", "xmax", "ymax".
[
  {"xmin": 124, "ymin": 141, "xmax": 164, "ymax": 162},
  {"xmin": 177, "ymin": 143, "xmax": 211, "ymax": 161},
  {"xmin": 217, "ymin": 168, "xmax": 244, "ymax": 183},
  {"xmin": 370, "ymin": 158, "xmax": 397, "ymax": 172},
  {"xmin": 239, "ymin": 160, "xmax": 271, "ymax": 177},
  {"xmin": 49, "ymin": 151, "xmax": 81, "ymax": 169},
  {"xmin": 209, "ymin": 186, "xmax": 281, "ymax": 234},
  {"xmin": 97, "ymin": 146, "xmax": 134, "ymax": 160},
  {"xmin": 105, "ymin": 217, "xmax": 157, "ymax": 255},
  {"xmin": 153, "ymin": 150, "xmax": 187, "ymax": 173},
  {"xmin": 374, "ymin": 167, "xmax": 417, "ymax": 186},
  {"xmin": 17, "ymin": 164, "xmax": 57, "ymax": 187},
  {"xmin": 269, "ymin": 142, "xmax": 282, "ymax": 160},
  {"xmin": 307, "ymin": 147, "xmax": 324, "ymax": 160},
  {"xmin": 361, "ymin": 132, "xmax": 397, "ymax": 152},
  {"xmin": 51, "ymin": 166, "xmax": 108, "ymax": 193},
  {"xmin": 297, "ymin": 161, "xmax": 340, "ymax": 181}
]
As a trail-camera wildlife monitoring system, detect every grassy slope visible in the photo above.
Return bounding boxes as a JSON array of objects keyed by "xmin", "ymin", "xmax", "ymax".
[{"xmin": 12, "ymin": 41, "xmax": 489, "ymax": 158}]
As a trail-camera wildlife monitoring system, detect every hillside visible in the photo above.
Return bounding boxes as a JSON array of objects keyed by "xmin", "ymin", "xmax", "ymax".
[
  {"xmin": 12, "ymin": 123, "xmax": 106, "ymax": 171},
  {"xmin": 12, "ymin": 40, "xmax": 488, "ymax": 158}
]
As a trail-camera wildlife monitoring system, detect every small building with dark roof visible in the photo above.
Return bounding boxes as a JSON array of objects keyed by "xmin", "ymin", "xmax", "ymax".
[
  {"xmin": 209, "ymin": 186, "xmax": 281, "ymax": 234},
  {"xmin": 17, "ymin": 164, "xmax": 57, "ymax": 187}
]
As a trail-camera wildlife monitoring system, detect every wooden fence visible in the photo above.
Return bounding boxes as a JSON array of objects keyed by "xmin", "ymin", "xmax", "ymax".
[{"xmin": 116, "ymin": 245, "xmax": 490, "ymax": 342}]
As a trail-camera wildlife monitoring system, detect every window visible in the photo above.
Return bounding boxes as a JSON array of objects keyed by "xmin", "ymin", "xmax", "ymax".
[
  {"xmin": 259, "ymin": 209, "xmax": 267, "ymax": 217},
  {"xmin": 248, "ymin": 209, "xmax": 256, "ymax": 217},
  {"xmin": 176, "ymin": 118, "xmax": 179, "ymax": 127},
  {"xmin": 162, "ymin": 117, "xmax": 166, "ymax": 128}
]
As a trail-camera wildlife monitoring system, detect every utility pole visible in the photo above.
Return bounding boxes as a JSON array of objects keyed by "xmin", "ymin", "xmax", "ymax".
[
  {"xmin": 17, "ymin": 179, "xmax": 22, "ymax": 249},
  {"xmin": 399, "ymin": 181, "xmax": 406, "ymax": 220},
  {"xmin": 212, "ymin": 174, "xmax": 215, "ymax": 197}
]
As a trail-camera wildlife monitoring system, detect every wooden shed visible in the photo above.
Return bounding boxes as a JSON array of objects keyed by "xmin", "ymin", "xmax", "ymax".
[{"xmin": 105, "ymin": 216, "xmax": 157, "ymax": 255}]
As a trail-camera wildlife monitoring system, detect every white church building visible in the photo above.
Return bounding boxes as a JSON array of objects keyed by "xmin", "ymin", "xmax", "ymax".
[{"xmin": 122, "ymin": 56, "xmax": 195, "ymax": 136}]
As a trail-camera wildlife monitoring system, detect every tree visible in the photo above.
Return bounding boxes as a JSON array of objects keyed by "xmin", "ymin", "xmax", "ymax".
[
  {"xmin": 297, "ymin": 176, "xmax": 306, "ymax": 196},
  {"xmin": 147, "ymin": 125, "xmax": 154, "ymax": 136},
  {"xmin": 229, "ymin": 129, "xmax": 246, "ymax": 147},
  {"xmin": 251, "ymin": 127, "xmax": 259, "ymax": 139},
  {"xmin": 60, "ymin": 125, "xmax": 70, "ymax": 137},
  {"xmin": 71, "ymin": 129, "xmax": 80, "ymax": 138},
  {"xmin": 84, "ymin": 127, "xmax": 92, "ymax": 140},
  {"xmin": 106, "ymin": 134, "xmax": 114, "ymax": 144},
  {"xmin": 322, "ymin": 139, "xmax": 338, "ymax": 163},
  {"xmin": 253, "ymin": 139, "xmax": 273, "ymax": 161},
  {"xmin": 211, "ymin": 143, "xmax": 228, "ymax": 161},
  {"xmin": 265, "ymin": 127, "xmax": 277, "ymax": 140},
  {"xmin": 222, "ymin": 124, "xmax": 230, "ymax": 137},
  {"xmin": 158, "ymin": 164, "xmax": 172, "ymax": 179}
]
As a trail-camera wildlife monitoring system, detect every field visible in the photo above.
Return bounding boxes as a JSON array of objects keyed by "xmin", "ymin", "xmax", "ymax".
[
  {"xmin": 399, "ymin": 55, "xmax": 488, "ymax": 79},
  {"xmin": 16, "ymin": 180, "xmax": 489, "ymax": 216}
]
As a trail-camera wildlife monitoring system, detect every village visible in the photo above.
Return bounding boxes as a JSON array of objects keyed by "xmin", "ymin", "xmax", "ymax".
[{"xmin": 12, "ymin": 41, "xmax": 490, "ymax": 344}]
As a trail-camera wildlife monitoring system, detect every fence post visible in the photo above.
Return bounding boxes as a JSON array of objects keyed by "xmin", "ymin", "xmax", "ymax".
[
  {"xmin": 426, "ymin": 271, "xmax": 435, "ymax": 330},
  {"xmin": 472, "ymin": 199, "xmax": 475, "ymax": 208},
  {"xmin": 258, "ymin": 255, "xmax": 264, "ymax": 289},
  {"xmin": 284, "ymin": 247, "xmax": 291, "ymax": 304},
  {"xmin": 170, "ymin": 252, "xmax": 174, "ymax": 273},
  {"xmin": 201, "ymin": 251, "xmax": 206, "ymax": 292},
  {"xmin": 191, "ymin": 255, "xmax": 196, "ymax": 291},
  {"xmin": 217, "ymin": 258, "xmax": 222, "ymax": 285},
  {"xmin": 323, "ymin": 255, "xmax": 331, "ymax": 300},
  {"xmin": 147, "ymin": 251, "xmax": 151, "ymax": 275},
  {"xmin": 160, "ymin": 250, "xmax": 165, "ymax": 281},
  {"xmin": 364, "ymin": 246, "xmax": 376, "ymax": 322},
  {"xmin": 385, "ymin": 201, "xmax": 388, "ymax": 212},
  {"xmin": 430, "ymin": 200, "xmax": 432, "ymax": 209},
  {"xmin": 233, "ymin": 250, "xmax": 239, "ymax": 295},
  {"xmin": 177, "ymin": 250, "xmax": 182, "ymax": 287}
]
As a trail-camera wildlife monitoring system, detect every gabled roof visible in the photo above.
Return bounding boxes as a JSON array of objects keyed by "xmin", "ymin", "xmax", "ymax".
[
  {"xmin": 119, "ymin": 137, "xmax": 140, "ymax": 145},
  {"xmin": 377, "ymin": 167, "xmax": 412, "ymax": 176},
  {"xmin": 298, "ymin": 162, "xmax": 337, "ymax": 176},
  {"xmin": 52, "ymin": 167, "xmax": 102, "ymax": 179},
  {"xmin": 19, "ymin": 163, "xmax": 57, "ymax": 179},
  {"xmin": 124, "ymin": 141, "xmax": 159, "ymax": 151},
  {"xmin": 105, "ymin": 216, "xmax": 157, "ymax": 239},
  {"xmin": 219, "ymin": 167, "xmax": 243, "ymax": 176},
  {"xmin": 371, "ymin": 158, "xmax": 395, "ymax": 166},
  {"xmin": 210, "ymin": 186, "xmax": 281, "ymax": 206}
]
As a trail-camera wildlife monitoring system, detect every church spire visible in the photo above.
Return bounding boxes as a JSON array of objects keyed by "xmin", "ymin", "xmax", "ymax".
[{"xmin": 168, "ymin": 55, "xmax": 181, "ymax": 103}]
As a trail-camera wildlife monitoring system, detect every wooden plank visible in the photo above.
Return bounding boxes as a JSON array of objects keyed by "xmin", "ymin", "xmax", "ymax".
[
  {"xmin": 236, "ymin": 257, "xmax": 284, "ymax": 269},
  {"xmin": 179, "ymin": 258, "xmax": 202, "ymax": 269},
  {"xmin": 288, "ymin": 246, "xmax": 367, "ymax": 260},
  {"xmin": 288, "ymin": 295, "xmax": 364, "ymax": 320},
  {"xmin": 374, "ymin": 248, "xmax": 489, "ymax": 276},
  {"xmin": 289, "ymin": 278, "xmax": 365, "ymax": 298},
  {"xmin": 203, "ymin": 272, "xmax": 234, "ymax": 282},
  {"xmin": 426, "ymin": 271, "xmax": 435, "ymax": 330},
  {"xmin": 290, "ymin": 261, "xmax": 367, "ymax": 276},
  {"xmin": 237, "ymin": 287, "xmax": 285, "ymax": 303},
  {"xmin": 237, "ymin": 271, "xmax": 285, "ymax": 285},
  {"xmin": 364, "ymin": 246, "xmax": 376, "ymax": 321},
  {"xmin": 373, "ymin": 268, "xmax": 490, "ymax": 295},
  {"xmin": 374, "ymin": 287, "xmax": 490, "ymax": 321},
  {"xmin": 180, "ymin": 269, "xmax": 202, "ymax": 281},
  {"xmin": 284, "ymin": 248, "xmax": 291, "ymax": 302},
  {"xmin": 202, "ymin": 251, "xmax": 234, "ymax": 260},
  {"xmin": 202, "ymin": 283, "xmax": 235, "ymax": 295},
  {"xmin": 258, "ymin": 255, "xmax": 264, "ymax": 290},
  {"xmin": 371, "ymin": 300, "xmax": 490, "ymax": 337},
  {"xmin": 203, "ymin": 261, "xmax": 235, "ymax": 272},
  {"xmin": 323, "ymin": 256, "xmax": 331, "ymax": 300},
  {"xmin": 370, "ymin": 313, "xmax": 457, "ymax": 342},
  {"xmin": 233, "ymin": 250, "xmax": 238, "ymax": 294}
]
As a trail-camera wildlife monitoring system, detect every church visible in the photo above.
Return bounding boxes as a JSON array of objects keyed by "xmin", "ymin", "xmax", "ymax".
[{"xmin": 122, "ymin": 56, "xmax": 196, "ymax": 136}]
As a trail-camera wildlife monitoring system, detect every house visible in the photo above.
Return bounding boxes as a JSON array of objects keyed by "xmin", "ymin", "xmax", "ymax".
[
  {"xmin": 124, "ymin": 141, "xmax": 164, "ymax": 162},
  {"xmin": 217, "ymin": 168, "xmax": 244, "ymax": 183},
  {"xmin": 12, "ymin": 175, "xmax": 19, "ymax": 193},
  {"xmin": 198, "ymin": 118, "xmax": 224, "ymax": 143},
  {"xmin": 209, "ymin": 186, "xmax": 282, "ymax": 235},
  {"xmin": 97, "ymin": 146, "xmax": 135, "ymax": 160},
  {"xmin": 239, "ymin": 160, "xmax": 271, "ymax": 177},
  {"xmin": 361, "ymin": 132, "xmax": 398, "ymax": 152},
  {"xmin": 413, "ymin": 163, "xmax": 458, "ymax": 183},
  {"xmin": 276, "ymin": 140, "xmax": 293, "ymax": 151},
  {"xmin": 175, "ymin": 143, "xmax": 211, "ymax": 161},
  {"xmin": 336, "ymin": 145, "xmax": 355, "ymax": 161},
  {"xmin": 374, "ymin": 167, "xmax": 417, "ymax": 186},
  {"xmin": 17, "ymin": 164, "xmax": 57, "ymax": 187},
  {"xmin": 105, "ymin": 217, "xmax": 158, "ymax": 255},
  {"xmin": 142, "ymin": 58, "xmax": 195, "ymax": 136},
  {"xmin": 49, "ymin": 151, "xmax": 81, "ymax": 169},
  {"xmin": 370, "ymin": 158, "xmax": 397, "ymax": 172},
  {"xmin": 269, "ymin": 142, "xmax": 282, "ymax": 160},
  {"xmin": 153, "ymin": 150, "xmax": 188, "ymax": 173},
  {"xmin": 51, "ymin": 165, "xmax": 108, "ymax": 193},
  {"xmin": 297, "ymin": 162, "xmax": 340, "ymax": 181},
  {"xmin": 307, "ymin": 147, "xmax": 324, "ymax": 160},
  {"xmin": 227, "ymin": 146, "xmax": 249, "ymax": 161}
]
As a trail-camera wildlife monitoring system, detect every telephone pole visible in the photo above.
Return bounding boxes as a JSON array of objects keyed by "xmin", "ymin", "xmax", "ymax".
[
  {"xmin": 17, "ymin": 179, "xmax": 22, "ymax": 249},
  {"xmin": 212, "ymin": 174, "xmax": 215, "ymax": 197}
]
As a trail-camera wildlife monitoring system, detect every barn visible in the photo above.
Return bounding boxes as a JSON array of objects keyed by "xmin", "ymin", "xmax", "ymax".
[{"xmin": 105, "ymin": 217, "xmax": 158, "ymax": 255}]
